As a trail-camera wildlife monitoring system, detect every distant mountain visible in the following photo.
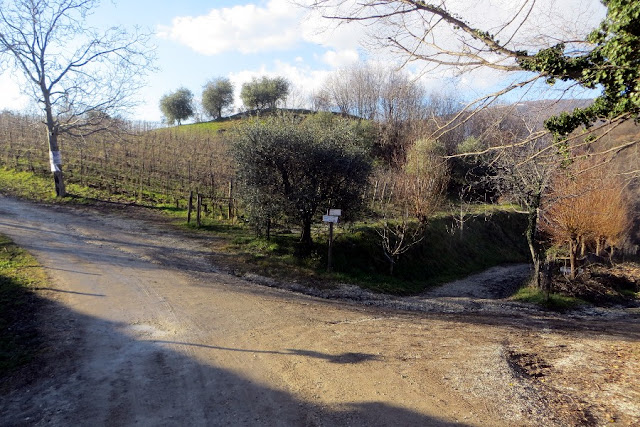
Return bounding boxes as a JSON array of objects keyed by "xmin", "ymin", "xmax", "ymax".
[{"xmin": 510, "ymin": 99, "xmax": 593, "ymax": 119}]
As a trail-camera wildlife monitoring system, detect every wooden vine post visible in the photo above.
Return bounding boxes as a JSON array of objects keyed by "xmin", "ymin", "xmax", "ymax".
[
  {"xmin": 196, "ymin": 193, "xmax": 202, "ymax": 227},
  {"xmin": 187, "ymin": 190, "xmax": 194, "ymax": 224}
]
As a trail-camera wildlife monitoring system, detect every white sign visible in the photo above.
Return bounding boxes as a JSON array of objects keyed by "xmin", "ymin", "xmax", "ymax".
[
  {"xmin": 323, "ymin": 215, "xmax": 339, "ymax": 223},
  {"xmin": 328, "ymin": 209, "xmax": 342, "ymax": 216},
  {"xmin": 49, "ymin": 150, "xmax": 62, "ymax": 172}
]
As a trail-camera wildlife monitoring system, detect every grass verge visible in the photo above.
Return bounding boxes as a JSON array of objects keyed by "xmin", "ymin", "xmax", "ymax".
[
  {"xmin": 227, "ymin": 211, "xmax": 530, "ymax": 295},
  {"xmin": 0, "ymin": 234, "xmax": 48, "ymax": 377},
  {"xmin": 0, "ymin": 167, "xmax": 141, "ymax": 204},
  {"xmin": 511, "ymin": 285, "xmax": 586, "ymax": 311}
]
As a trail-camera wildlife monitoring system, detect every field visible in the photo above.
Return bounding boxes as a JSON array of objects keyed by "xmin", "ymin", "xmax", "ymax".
[
  {"xmin": 0, "ymin": 112, "xmax": 532, "ymax": 293},
  {"xmin": 0, "ymin": 113, "xmax": 236, "ymax": 206}
]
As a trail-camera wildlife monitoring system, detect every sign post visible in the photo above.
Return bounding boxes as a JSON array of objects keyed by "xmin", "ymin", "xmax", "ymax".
[{"xmin": 323, "ymin": 209, "xmax": 341, "ymax": 272}]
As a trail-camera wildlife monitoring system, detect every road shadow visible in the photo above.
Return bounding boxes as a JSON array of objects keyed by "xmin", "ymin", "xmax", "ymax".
[
  {"xmin": 1, "ymin": 291, "xmax": 467, "ymax": 426},
  {"xmin": 147, "ymin": 341, "xmax": 381, "ymax": 364},
  {"xmin": 33, "ymin": 287, "xmax": 106, "ymax": 297}
]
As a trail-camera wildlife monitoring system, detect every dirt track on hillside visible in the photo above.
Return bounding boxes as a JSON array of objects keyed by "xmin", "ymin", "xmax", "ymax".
[{"xmin": 0, "ymin": 196, "xmax": 638, "ymax": 426}]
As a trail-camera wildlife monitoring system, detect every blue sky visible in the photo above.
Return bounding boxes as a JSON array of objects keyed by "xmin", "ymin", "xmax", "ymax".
[
  {"xmin": 91, "ymin": 0, "xmax": 353, "ymax": 121},
  {"xmin": 0, "ymin": 0, "xmax": 606, "ymax": 122}
]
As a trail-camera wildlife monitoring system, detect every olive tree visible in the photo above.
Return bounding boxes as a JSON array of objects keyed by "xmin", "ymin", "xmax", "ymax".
[
  {"xmin": 0, "ymin": 0, "xmax": 154, "ymax": 197},
  {"xmin": 202, "ymin": 78, "xmax": 234, "ymax": 120},
  {"xmin": 160, "ymin": 88, "xmax": 194, "ymax": 126},
  {"xmin": 240, "ymin": 76, "xmax": 290, "ymax": 111},
  {"xmin": 233, "ymin": 113, "xmax": 373, "ymax": 251}
]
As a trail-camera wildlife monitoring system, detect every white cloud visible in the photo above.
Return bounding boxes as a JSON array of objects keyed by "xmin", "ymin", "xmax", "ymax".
[
  {"xmin": 0, "ymin": 73, "xmax": 31, "ymax": 112},
  {"xmin": 157, "ymin": 0, "xmax": 369, "ymax": 56},
  {"xmin": 321, "ymin": 49, "xmax": 359, "ymax": 68},
  {"xmin": 157, "ymin": 0, "xmax": 303, "ymax": 55}
]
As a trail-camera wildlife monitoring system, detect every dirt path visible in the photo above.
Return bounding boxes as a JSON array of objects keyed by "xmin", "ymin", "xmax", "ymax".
[{"xmin": 0, "ymin": 196, "xmax": 638, "ymax": 426}]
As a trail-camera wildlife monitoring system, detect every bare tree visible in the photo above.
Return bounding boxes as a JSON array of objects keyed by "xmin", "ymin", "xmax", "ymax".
[
  {"xmin": 375, "ymin": 138, "xmax": 448, "ymax": 274},
  {"xmin": 0, "ymin": 0, "xmax": 154, "ymax": 196},
  {"xmin": 541, "ymin": 163, "xmax": 631, "ymax": 278},
  {"xmin": 306, "ymin": 1, "xmax": 640, "ymax": 162},
  {"xmin": 315, "ymin": 63, "xmax": 429, "ymax": 164},
  {"xmin": 475, "ymin": 107, "xmax": 558, "ymax": 288},
  {"xmin": 314, "ymin": 64, "xmax": 380, "ymax": 119},
  {"xmin": 315, "ymin": 63, "xmax": 426, "ymax": 121}
]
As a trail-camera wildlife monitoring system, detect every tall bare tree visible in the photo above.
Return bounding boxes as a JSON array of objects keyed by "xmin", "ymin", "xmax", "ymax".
[
  {"xmin": 0, "ymin": 0, "xmax": 154, "ymax": 196},
  {"xmin": 315, "ymin": 64, "xmax": 429, "ymax": 164},
  {"xmin": 465, "ymin": 104, "xmax": 559, "ymax": 287}
]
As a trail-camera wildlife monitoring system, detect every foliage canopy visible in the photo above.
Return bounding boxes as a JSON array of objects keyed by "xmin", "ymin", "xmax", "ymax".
[
  {"xmin": 240, "ymin": 76, "xmax": 290, "ymax": 111},
  {"xmin": 233, "ymin": 113, "xmax": 373, "ymax": 249},
  {"xmin": 160, "ymin": 88, "xmax": 194, "ymax": 126},
  {"xmin": 202, "ymin": 78, "xmax": 234, "ymax": 120}
]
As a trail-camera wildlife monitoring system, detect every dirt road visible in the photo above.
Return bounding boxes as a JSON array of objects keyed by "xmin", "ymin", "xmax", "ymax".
[{"xmin": 1, "ymin": 196, "xmax": 638, "ymax": 426}]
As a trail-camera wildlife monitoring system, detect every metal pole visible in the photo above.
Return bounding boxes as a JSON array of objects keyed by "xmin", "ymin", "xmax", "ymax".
[{"xmin": 327, "ymin": 222, "xmax": 334, "ymax": 272}]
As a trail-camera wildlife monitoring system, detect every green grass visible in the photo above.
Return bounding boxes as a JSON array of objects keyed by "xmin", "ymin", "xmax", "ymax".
[
  {"xmin": 153, "ymin": 118, "xmax": 240, "ymax": 136},
  {"xmin": 227, "ymin": 211, "xmax": 530, "ymax": 295},
  {"xmin": 0, "ymin": 167, "xmax": 149, "ymax": 204},
  {"xmin": 0, "ymin": 167, "xmax": 188, "ymax": 215},
  {"xmin": 511, "ymin": 285, "xmax": 586, "ymax": 311},
  {"xmin": 620, "ymin": 289, "xmax": 640, "ymax": 299},
  {"xmin": 328, "ymin": 212, "xmax": 529, "ymax": 294},
  {"xmin": 0, "ymin": 168, "xmax": 58, "ymax": 200},
  {"xmin": 0, "ymin": 234, "xmax": 48, "ymax": 376}
]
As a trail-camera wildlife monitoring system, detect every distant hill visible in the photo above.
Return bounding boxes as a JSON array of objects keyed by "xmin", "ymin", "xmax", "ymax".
[{"xmin": 511, "ymin": 98, "xmax": 593, "ymax": 118}]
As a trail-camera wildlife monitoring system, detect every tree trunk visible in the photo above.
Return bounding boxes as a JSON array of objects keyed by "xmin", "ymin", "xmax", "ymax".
[
  {"xmin": 300, "ymin": 219, "xmax": 313, "ymax": 254},
  {"xmin": 47, "ymin": 131, "xmax": 66, "ymax": 197},
  {"xmin": 266, "ymin": 217, "xmax": 271, "ymax": 241},
  {"xmin": 596, "ymin": 238, "xmax": 603, "ymax": 256},
  {"xmin": 609, "ymin": 245, "xmax": 615, "ymax": 264},
  {"xmin": 43, "ymin": 84, "xmax": 65, "ymax": 197},
  {"xmin": 525, "ymin": 208, "xmax": 541, "ymax": 288},
  {"xmin": 569, "ymin": 239, "xmax": 577, "ymax": 280}
]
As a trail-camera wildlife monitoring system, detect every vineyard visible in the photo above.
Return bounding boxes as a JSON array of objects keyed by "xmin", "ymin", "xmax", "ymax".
[{"xmin": 0, "ymin": 112, "xmax": 237, "ymax": 214}]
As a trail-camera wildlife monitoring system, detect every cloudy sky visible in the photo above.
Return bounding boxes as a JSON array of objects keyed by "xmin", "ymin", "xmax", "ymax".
[{"xmin": 0, "ymin": 0, "xmax": 606, "ymax": 122}]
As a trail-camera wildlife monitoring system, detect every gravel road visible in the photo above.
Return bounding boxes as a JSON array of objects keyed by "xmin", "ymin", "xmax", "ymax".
[{"xmin": 1, "ymin": 196, "xmax": 638, "ymax": 426}]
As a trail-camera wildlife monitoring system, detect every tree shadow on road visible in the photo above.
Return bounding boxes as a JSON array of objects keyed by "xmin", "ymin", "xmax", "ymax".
[
  {"xmin": 0, "ymin": 291, "xmax": 468, "ymax": 426},
  {"xmin": 146, "ymin": 340, "xmax": 381, "ymax": 364}
]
